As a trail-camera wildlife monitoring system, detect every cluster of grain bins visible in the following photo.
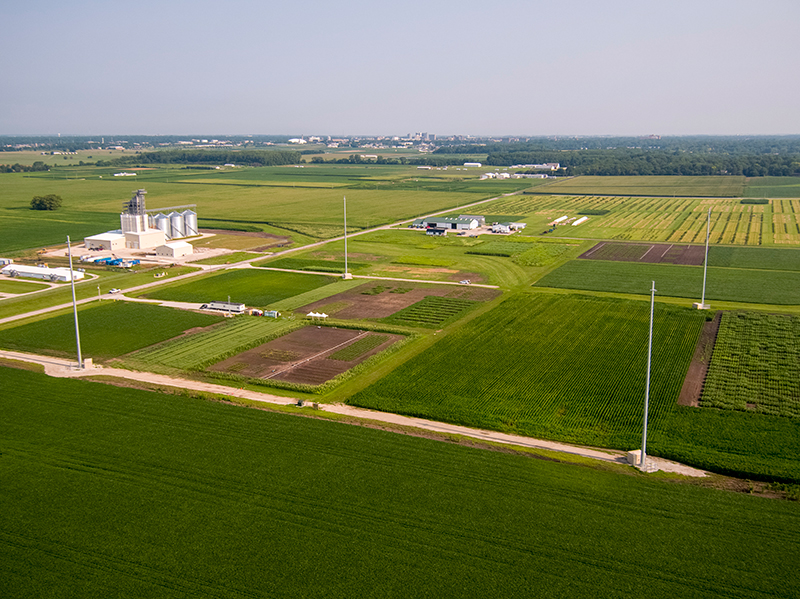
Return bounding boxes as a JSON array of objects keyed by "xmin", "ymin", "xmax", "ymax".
[{"xmin": 151, "ymin": 209, "xmax": 198, "ymax": 240}]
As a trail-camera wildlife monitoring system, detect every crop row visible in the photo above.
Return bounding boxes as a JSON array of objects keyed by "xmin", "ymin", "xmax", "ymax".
[
  {"xmin": 329, "ymin": 334, "xmax": 389, "ymax": 361},
  {"xmin": 702, "ymin": 311, "xmax": 800, "ymax": 417},
  {"xmin": 354, "ymin": 293, "xmax": 704, "ymax": 448},
  {"xmin": 383, "ymin": 296, "xmax": 477, "ymax": 327},
  {"xmin": 131, "ymin": 317, "xmax": 298, "ymax": 369}
]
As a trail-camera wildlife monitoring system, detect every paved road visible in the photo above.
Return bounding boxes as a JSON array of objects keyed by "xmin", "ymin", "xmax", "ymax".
[{"xmin": 0, "ymin": 349, "xmax": 707, "ymax": 477}]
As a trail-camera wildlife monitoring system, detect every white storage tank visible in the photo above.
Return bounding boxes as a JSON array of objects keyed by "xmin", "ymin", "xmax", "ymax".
[
  {"xmin": 182, "ymin": 209, "xmax": 198, "ymax": 236},
  {"xmin": 169, "ymin": 211, "xmax": 185, "ymax": 239},
  {"xmin": 154, "ymin": 213, "xmax": 171, "ymax": 239}
]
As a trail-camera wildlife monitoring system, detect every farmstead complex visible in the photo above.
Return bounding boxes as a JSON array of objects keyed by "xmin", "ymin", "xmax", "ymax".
[{"xmin": 2, "ymin": 156, "xmax": 800, "ymax": 598}]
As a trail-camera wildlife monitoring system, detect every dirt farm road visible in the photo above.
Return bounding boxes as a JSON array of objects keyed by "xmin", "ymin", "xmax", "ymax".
[{"xmin": 1, "ymin": 349, "xmax": 707, "ymax": 478}]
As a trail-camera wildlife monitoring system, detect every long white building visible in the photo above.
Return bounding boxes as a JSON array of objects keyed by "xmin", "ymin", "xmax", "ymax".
[{"xmin": 1, "ymin": 264, "xmax": 84, "ymax": 282}]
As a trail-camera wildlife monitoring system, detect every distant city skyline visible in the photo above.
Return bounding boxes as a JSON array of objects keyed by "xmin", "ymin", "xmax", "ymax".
[{"xmin": 2, "ymin": 0, "xmax": 799, "ymax": 137}]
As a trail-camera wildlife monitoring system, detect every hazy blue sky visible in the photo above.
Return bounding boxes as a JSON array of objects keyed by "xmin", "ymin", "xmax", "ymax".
[{"xmin": 2, "ymin": 0, "xmax": 798, "ymax": 136}]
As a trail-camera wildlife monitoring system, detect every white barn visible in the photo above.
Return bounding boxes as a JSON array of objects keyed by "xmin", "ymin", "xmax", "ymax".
[
  {"xmin": 84, "ymin": 231, "xmax": 126, "ymax": 251},
  {"xmin": 155, "ymin": 241, "xmax": 193, "ymax": 258}
]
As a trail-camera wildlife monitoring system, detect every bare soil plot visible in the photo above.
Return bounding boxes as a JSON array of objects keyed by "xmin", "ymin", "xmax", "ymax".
[
  {"xmin": 677, "ymin": 311, "xmax": 722, "ymax": 407},
  {"xmin": 208, "ymin": 326, "xmax": 403, "ymax": 385},
  {"xmin": 299, "ymin": 282, "xmax": 500, "ymax": 319},
  {"xmin": 580, "ymin": 242, "xmax": 705, "ymax": 265}
]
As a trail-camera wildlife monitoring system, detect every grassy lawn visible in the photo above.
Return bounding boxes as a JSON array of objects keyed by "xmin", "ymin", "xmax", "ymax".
[
  {"xmin": 535, "ymin": 259, "xmax": 800, "ymax": 304},
  {"xmin": 2, "ymin": 366, "xmax": 798, "ymax": 598},
  {"xmin": 189, "ymin": 251, "xmax": 261, "ymax": 265},
  {"xmin": 137, "ymin": 268, "xmax": 337, "ymax": 307},
  {"xmin": 0, "ymin": 301, "xmax": 221, "ymax": 359},
  {"xmin": 0, "ymin": 279, "xmax": 50, "ymax": 293}
]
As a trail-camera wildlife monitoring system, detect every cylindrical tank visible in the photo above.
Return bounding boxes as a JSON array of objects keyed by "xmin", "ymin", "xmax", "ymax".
[
  {"xmin": 154, "ymin": 213, "xmax": 171, "ymax": 239},
  {"xmin": 169, "ymin": 212, "xmax": 185, "ymax": 238},
  {"xmin": 182, "ymin": 209, "xmax": 198, "ymax": 236}
]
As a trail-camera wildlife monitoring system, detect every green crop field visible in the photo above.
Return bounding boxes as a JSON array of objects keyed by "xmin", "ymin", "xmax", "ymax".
[
  {"xmin": 651, "ymin": 406, "xmax": 800, "ymax": 483},
  {"xmin": 2, "ymin": 367, "xmax": 799, "ymax": 599},
  {"xmin": 771, "ymin": 199, "xmax": 800, "ymax": 244},
  {"xmin": 0, "ymin": 265, "xmax": 198, "ymax": 320},
  {"xmin": 382, "ymin": 296, "xmax": 479, "ymax": 328},
  {"xmin": 0, "ymin": 164, "xmax": 531, "ymax": 254},
  {"xmin": 525, "ymin": 176, "xmax": 746, "ymax": 197},
  {"xmin": 126, "ymin": 315, "xmax": 299, "ymax": 370},
  {"xmin": 329, "ymin": 334, "xmax": 389, "ymax": 361},
  {"xmin": 259, "ymin": 231, "xmax": 585, "ymax": 288},
  {"xmin": 702, "ymin": 312, "xmax": 800, "ymax": 417},
  {"xmin": 137, "ymin": 268, "xmax": 336, "ymax": 306},
  {"xmin": 481, "ymin": 194, "xmax": 772, "ymax": 246},
  {"xmin": 708, "ymin": 246, "xmax": 800, "ymax": 271},
  {"xmin": 745, "ymin": 176, "xmax": 800, "ymax": 198},
  {"xmin": 0, "ymin": 301, "xmax": 221, "ymax": 360},
  {"xmin": 535, "ymin": 260, "xmax": 800, "ymax": 304},
  {"xmin": 351, "ymin": 294, "xmax": 704, "ymax": 448}
]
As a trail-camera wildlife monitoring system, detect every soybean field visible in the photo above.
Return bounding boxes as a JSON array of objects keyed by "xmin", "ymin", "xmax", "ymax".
[
  {"xmin": 2, "ymin": 367, "xmax": 799, "ymax": 599},
  {"xmin": 702, "ymin": 312, "xmax": 800, "ymax": 417},
  {"xmin": 0, "ymin": 302, "xmax": 221, "ymax": 360},
  {"xmin": 136, "ymin": 269, "xmax": 337, "ymax": 307},
  {"xmin": 351, "ymin": 293, "xmax": 705, "ymax": 448},
  {"xmin": 382, "ymin": 296, "xmax": 479, "ymax": 328}
]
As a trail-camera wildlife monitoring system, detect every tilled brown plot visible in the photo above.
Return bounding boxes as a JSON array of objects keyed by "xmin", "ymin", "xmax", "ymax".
[
  {"xmin": 208, "ymin": 326, "xmax": 403, "ymax": 385},
  {"xmin": 299, "ymin": 282, "xmax": 500, "ymax": 319},
  {"xmin": 580, "ymin": 242, "xmax": 705, "ymax": 265},
  {"xmin": 677, "ymin": 311, "xmax": 722, "ymax": 407}
]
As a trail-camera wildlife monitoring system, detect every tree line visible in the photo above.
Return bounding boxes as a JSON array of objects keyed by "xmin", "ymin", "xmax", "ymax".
[
  {"xmin": 0, "ymin": 161, "xmax": 50, "ymax": 173},
  {"xmin": 485, "ymin": 149, "xmax": 800, "ymax": 177},
  {"xmin": 112, "ymin": 149, "xmax": 302, "ymax": 167}
]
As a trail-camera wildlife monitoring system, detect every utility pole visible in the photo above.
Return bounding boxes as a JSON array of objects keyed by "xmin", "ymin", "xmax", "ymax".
[
  {"xmin": 343, "ymin": 196, "xmax": 352, "ymax": 279},
  {"xmin": 700, "ymin": 207, "xmax": 711, "ymax": 309},
  {"xmin": 67, "ymin": 236, "xmax": 83, "ymax": 369},
  {"xmin": 641, "ymin": 280, "xmax": 656, "ymax": 470}
]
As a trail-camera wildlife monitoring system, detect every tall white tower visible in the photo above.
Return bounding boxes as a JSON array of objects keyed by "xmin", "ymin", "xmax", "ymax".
[{"xmin": 121, "ymin": 189, "xmax": 148, "ymax": 233}]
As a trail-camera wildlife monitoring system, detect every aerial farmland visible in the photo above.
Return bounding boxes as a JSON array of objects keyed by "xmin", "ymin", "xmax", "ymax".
[{"xmin": 2, "ymin": 153, "xmax": 800, "ymax": 598}]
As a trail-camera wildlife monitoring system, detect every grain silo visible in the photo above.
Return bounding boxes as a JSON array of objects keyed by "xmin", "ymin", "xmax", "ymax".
[
  {"xmin": 169, "ymin": 212, "xmax": 185, "ymax": 239},
  {"xmin": 154, "ymin": 213, "xmax": 171, "ymax": 239},
  {"xmin": 182, "ymin": 209, "xmax": 198, "ymax": 236}
]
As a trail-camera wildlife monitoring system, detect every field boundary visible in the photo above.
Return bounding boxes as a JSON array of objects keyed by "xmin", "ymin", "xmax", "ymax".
[
  {"xmin": 677, "ymin": 311, "xmax": 722, "ymax": 407},
  {"xmin": 0, "ymin": 350, "xmax": 706, "ymax": 476}
]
